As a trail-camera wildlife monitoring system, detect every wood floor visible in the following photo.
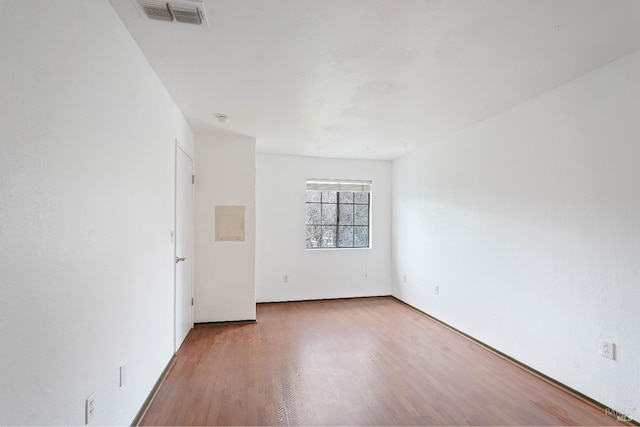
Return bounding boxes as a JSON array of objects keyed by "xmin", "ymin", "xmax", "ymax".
[{"xmin": 140, "ymin": 297, "xmax": 624, "ymax": 426}]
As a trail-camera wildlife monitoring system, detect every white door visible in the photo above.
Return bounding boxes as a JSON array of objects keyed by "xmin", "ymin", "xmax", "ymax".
[{"xmin": 175, "ymin": 144, "xmax": 194, "ymax": 352}]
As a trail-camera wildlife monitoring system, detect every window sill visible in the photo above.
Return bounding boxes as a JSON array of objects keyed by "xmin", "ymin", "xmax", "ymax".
[{"xmin": 305, "ymin": 247, "xmax": 371, "ymax": 251}]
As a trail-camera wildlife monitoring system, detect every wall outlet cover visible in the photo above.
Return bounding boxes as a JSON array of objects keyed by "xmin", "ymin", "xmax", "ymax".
[
  {"xmin": 600, "ymin": 341, "xmax": 615, "ymax": 360},
  {"xmin": 119, "ymin": 364, "xmax": 126, "ymax": 387},
  {"xmin": 86, "ymin": 393, "xmax": 95, "ymax": 424}
]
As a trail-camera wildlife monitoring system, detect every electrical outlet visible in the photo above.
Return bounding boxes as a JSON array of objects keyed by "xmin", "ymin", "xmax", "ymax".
[
  {"xmin": 283, "ymin": 275, "xmax": 288, "ymax": 283},
  {"xmin": 403, "ymin": 275, "xmax": 407, "ymax": 283},
  {"xmin": 86, "ymin": 393, "xmax": 95, "ymax": 424},
  {"xmin": 434, "ymin": 285, "xmax": 439, "ymax": 295},
  {"xmin": 600, "ymin": 341, "xmax": 615, "ymax": 360}
]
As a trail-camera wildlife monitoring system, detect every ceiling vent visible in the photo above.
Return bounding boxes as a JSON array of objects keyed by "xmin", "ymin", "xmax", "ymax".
[{"xmin": 134, "ymin": 0, "xmax": 209, "ymax": 26}]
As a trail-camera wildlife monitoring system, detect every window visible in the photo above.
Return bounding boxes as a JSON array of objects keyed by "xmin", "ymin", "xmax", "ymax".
[{"xmin": 305, "ymin": 179, "xmax": 371, "ymax": 248}]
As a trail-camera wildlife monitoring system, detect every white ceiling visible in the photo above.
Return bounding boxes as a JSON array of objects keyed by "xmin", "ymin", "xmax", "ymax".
[{"xmin": 109, "ymin": 0, "xmax": 640, "ymax": 160}]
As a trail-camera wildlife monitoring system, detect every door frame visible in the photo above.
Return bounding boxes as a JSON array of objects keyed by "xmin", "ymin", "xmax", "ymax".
[{"xmin": 174, "ymin": 140, "xmax": 195, "ymax": 353}]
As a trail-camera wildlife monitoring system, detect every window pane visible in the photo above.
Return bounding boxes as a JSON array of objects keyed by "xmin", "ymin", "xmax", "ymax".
[
  {"xmin": 338, "ymin": 226, "xmax": 354, "ymax": 247},
  {"xmin": 354, "ymin": 192, "xmax": 369, "ymax": 204},
  {"xmin": 306, "ymin": 190, "xmax": 321, "ymax": 202},
  {"xmin": 354, "ymin": 204, "xmax": 369, "ymax": 225},
  {"xmin": 340, "ymin": 192, "xmax": 353, "ymax": 203},
  {"xmin": 321, "ymin": 204, "xmax": 337, "ymax": 225},
  {"xmin": 353, "ymin": 226, "xmax": 369, "ymax": 247},
  {"xmin": 321, "ymin": 191, "xmax": 337, "ymax": 203},
  {"xmin": 321, "ymin": 226, "xmax": 337, "ymax": 247},
  {"xmin": 306, "ymin": 184, "xmax": 370, "ymax": 249},
  {"xmin": 306, "ymin": 203, "xmax": 321, "ymax": 225},
  {"xmin": 306, "ymin": 226, "xmax": 322, "ymax": 248},
  {"xmin": 338, "ymin": 204, "xmax": 353, "ymax": 225}
]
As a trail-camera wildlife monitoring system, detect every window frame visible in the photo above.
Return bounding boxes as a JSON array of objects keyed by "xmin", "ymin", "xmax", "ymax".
[{"xmin": 305, "ymin": 187, "xmax": 371, "ymax": 250}]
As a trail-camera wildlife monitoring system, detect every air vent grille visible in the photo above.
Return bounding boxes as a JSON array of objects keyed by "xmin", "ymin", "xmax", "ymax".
[
  {"xmin": 168, "ymin": 4, "xmax": 203, "ymax": 25},
  {"xmin": 135, "ymin": 0, "xmax": 208, "ymax": 26},
  {"xmin": 139, "ymin": 3, "xmax": 173, "ymax": 21}
]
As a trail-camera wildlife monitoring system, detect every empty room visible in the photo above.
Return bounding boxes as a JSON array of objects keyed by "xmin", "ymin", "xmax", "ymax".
[{"xmin": 1, "ymin": 0, "xmax": 639, "ymax": 425}]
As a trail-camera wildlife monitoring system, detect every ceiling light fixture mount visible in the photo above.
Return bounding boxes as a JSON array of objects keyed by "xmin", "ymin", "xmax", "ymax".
[{"xmin": 214, "ymin": 114, "xmax": 230, "ymax": 123}]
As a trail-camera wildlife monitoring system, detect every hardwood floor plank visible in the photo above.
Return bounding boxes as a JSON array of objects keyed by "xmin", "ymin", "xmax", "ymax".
[{"xmin": 140, "ymin": 297, "xmax": 626, "ymax": 426}]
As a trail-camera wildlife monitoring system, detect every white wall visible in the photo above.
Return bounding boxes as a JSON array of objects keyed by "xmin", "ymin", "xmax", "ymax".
[
  {"xmin": 0, "ymin": 1, "xmax": 194, "ymax": 425},
  {"xmin": 256, "ymin": 154, "xmax": 391, "ymax": 302},
  {"xmin": 194, "ymin": 135, "xmax": 256, "ymax": 322},
  {"xmin": 392, "ymin": 50, "xmax": 640, "ymax": 419}
]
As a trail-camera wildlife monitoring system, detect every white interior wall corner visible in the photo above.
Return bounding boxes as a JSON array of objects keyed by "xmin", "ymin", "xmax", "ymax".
[
  {"xmin": 255, "ymin": 154, "xmax": 392, "ymax": 302},
  {"xmin": 0, "ymin": 1, "xmax": 194, "ymax": 424},
  {"xmin": 391, "ymin": 49, "xmax": 640, "ymax": 418},
  {"xmin": 194, "ymin": 135, "xmax": 257, "ymax": 322}
]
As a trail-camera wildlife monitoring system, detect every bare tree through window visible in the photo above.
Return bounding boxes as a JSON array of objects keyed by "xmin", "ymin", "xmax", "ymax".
[{"xmin": 306, "ymin": 180, "xmax": 370, "ymax": 248}]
